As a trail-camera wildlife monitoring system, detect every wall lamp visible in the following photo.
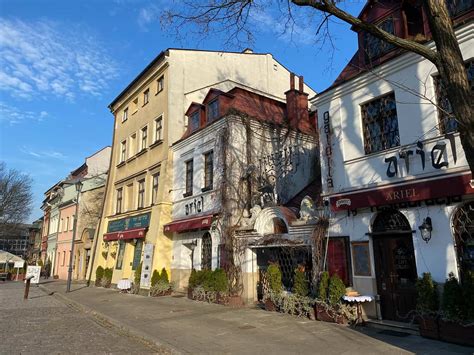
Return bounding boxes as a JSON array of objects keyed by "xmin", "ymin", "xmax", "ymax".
[{"xmin": 419, "ymin": 217, "xmax": 433, "ymax": 243}]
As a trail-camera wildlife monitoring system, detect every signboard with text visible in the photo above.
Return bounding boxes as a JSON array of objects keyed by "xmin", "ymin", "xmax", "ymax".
[
  {"xmin": 25, "ymin": 266, "xmax": 41, "ymax": 284},
  {"xmin": 107, "ymin": 212, "xmax": 151, "ymax": 233}
]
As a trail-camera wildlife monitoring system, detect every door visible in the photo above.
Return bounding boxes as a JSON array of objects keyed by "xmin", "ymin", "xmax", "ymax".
[{"xmin": 373, "ymin": 234, "xmax": 418, "ymax": 321}]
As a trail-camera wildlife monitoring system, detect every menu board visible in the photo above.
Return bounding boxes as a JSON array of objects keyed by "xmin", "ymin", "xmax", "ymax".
[{"xmin": 352, "ymin": 242, "xmax": 371, "ymax": 276}]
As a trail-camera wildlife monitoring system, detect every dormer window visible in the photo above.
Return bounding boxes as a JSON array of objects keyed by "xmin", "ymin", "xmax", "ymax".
[
  {"xmin": 190, "ymin": 111, "xmax": 200, "ymax": 131},
  {"xmin": 447, "ymin": 0, "xmax": 473, "ymax": 17},
  {"xmin": 402, "ymin": 1, "xmax": 424, "ymax": 39},
  {"xmin": 207, "ymin": 99, "xmax": 219, "ymax": 122},
  {"xmin": 363, "ymin": 17, "xmax": 395, "ymax": 61}
]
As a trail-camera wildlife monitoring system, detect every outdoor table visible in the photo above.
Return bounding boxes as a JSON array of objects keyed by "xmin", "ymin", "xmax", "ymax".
[
  {"xmin": 342, "ymin": 295, "xmax": 374, "ymax": 325},
  {"xmin": 117, "ymin": 279, "xmax": 132, "ymax": 292}
]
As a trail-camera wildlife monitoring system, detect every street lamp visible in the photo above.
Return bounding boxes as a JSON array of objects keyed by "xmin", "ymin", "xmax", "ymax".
[
  {"xmin": 66, "ymin": 179, "xmax": 83, "ymax": 292},
  {"xmin": 418, "ymin": 217, "xmax": 433, "ymax": 243}
]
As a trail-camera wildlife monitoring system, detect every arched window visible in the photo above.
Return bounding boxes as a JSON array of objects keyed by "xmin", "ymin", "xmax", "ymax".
[
  {"xmin": 372, "ymin": 209, "xmax": 411, "ymax": 234},
  {"xmin": 201, "ymin": 232, "xmax": 212, "ymax": 270},
  {"xmin": 452, "ymin": 201, "xmax": 474, "ymax": 280}
]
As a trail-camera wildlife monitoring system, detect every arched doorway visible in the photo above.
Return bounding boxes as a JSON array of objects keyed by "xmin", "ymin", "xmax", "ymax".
[
  {"xmin": 452, "ymin": 201, "xmax": 474, "ymax": 280},
  {"xmin": 372, "ymin": 209, "xmax": 417, "ymax": 321},
  {"xmin": 201, "ymin": 232, "xmax": 212, "ymax": 270}
]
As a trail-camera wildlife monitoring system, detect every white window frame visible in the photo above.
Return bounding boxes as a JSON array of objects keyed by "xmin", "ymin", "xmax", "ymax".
[
  {"xmin": 122, "ymin": 107, "xmax": 128, "ymax": 122},
  {"xmin": 140, "ymin": 126, "xmax": 148, "ymax": 151},
  {"xmin": 154, "ymin": 115, "xmax": 163, "ymax": 142},
  {"xmin": 120, "ymin": 140, "xmax": 127, "ymax": 163}
]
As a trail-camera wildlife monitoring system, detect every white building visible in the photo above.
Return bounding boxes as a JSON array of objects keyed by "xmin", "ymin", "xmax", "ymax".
[
  {"xmin": 166, "ymin": 77, "xmax": 319, "ymax": 302},
  {"xmin": 312, "ymin": 1, "xmax": 473, "ymax": 321}
]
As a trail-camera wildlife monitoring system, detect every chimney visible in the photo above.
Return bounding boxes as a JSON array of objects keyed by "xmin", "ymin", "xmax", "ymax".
[{"xmin": 285, "ymin": 73, "xmax": 309, "ymax": 131}]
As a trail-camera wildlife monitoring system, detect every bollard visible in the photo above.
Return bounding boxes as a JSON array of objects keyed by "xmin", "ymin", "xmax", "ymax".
[{"xmin": 24, "ymin": 275, "xmax": 34, "ymax": 300}]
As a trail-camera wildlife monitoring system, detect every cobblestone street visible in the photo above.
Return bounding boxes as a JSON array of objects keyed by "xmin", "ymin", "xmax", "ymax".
[{"xmin": 0, "ymin": 282, "xmax": 169, "ymax": 354}]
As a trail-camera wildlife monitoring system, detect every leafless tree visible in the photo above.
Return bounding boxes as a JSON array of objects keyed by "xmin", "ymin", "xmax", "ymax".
[
  {"xmin": 0, "ymin": 162, "xmax": 33, "ymax": 235},
  {"xmin": 163, "ymin": 0, "xmax": 474, "ymax": 175}
]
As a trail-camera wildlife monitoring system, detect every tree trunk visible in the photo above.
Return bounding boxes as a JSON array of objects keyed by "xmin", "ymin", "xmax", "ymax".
[{"xmin": 424, "ymin": 0, "xmax": 474, "ymax": 176}]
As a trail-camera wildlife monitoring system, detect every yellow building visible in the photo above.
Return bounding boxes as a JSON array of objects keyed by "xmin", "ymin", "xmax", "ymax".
[{"xmin": 89, "ymin": 48, "xmax": 315, "ymax": 289}]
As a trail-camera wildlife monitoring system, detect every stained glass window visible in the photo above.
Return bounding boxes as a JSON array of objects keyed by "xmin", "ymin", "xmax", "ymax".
[
  {"xmin": 363, "ymin": 17, "xmax": 395, "ymax": 60},
  {"xmin": 361, "ymin": 92, "xmax": 400, "ymax": 154},
  {"xmin": 201, "ymin": 233, "xmax": 212, "ymax": 270}
]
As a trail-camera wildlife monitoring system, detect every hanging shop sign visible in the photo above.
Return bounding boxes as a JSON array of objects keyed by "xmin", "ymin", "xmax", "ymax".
[
  {"xmin": 107, "ymin": 212, "xmax": 151, "ymax": 233},
  {"xmin": 322, "ymin": 111, "xmax": 334, "ymax": 190},
  {"xmin": 330, "ymin": 173, "xmax": 474, "ymax": 212},
  {"xmin": 384, "ymin": 134, "xmax": 457, "ymax": 178}
]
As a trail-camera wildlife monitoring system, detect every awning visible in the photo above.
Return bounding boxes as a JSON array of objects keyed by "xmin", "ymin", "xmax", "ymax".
[
  {"xmin": 164, "ymin": 214, "xmax": 213, "ymax": 233},
  {"xmin": 103, "ymin": 228, "xmax": 146, "ymax": 242}
]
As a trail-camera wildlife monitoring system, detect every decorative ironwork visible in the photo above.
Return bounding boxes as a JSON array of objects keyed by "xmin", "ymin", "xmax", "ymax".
[
  {"xmin": 452, "ymin": 201, "xmax": 474, "ymax": 278},
  {"xmin": 372, "ymin": 209, "xmax": 411, "ymax": 233},
  {"xmin": 201, "ymin": 232, "xmax": 212, "ymax": 270},
  {"xmin": 361, "ymin": 92, "xmax": 400, "ymax": 154},
  {"xmin": 434, "ymin": 60, "xmax": 474, "ymax": 134}
]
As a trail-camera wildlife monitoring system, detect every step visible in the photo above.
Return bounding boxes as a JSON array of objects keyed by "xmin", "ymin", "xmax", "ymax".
[{"xmin": 365, "ymin": 319, "xmax": 420, "ymax": 336}]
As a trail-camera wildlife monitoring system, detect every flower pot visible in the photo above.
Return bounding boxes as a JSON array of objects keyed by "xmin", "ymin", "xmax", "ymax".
[
  {"xmin": 264, "ymin": 298, "xmax": 276, "ymax": 312},
  {"xmin": 439, "ymin": 319, "xmax": 474, "ymax": 347},
  {"xmin": 228, "ymin": 295, "xmax": 244, "ymax": 307},
  {"xmin": 315, "ymin": 304, "xmax": 335, "ymax": 323},
  {"xmin": 417, "ymin": 315, "xmax": 440, "ymax": 340}
]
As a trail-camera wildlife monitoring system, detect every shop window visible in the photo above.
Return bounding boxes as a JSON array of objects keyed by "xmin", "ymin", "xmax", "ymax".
[
  {"xmin": 203, "ymin": 151, "xmax": 213, "ymax": 190},
  {"xmin": 184, "ymin": 159, "xmax": 193, "ymax": 197},
  {"xmin": 363, "ymin": 17, "xmax": 395, "ymax": 61},
  {"xmin": 434, "ymin": 60, "xmax": 474, "ymax": 133},
  {"xmin": 327, "ymin": 237, "xmax": 352, "ymax": 286},
  {"xmin": 402, "ymin": 1, "xmax": 424, "ymax": 38},
  {"xmin": 361, "ymin": 92, "xmax": 400, "ymax": 154},
  {"xmin": 201, "ymin": 233, "xmax": 212, "ymax": 270},
  {"xmin": 116, "ymin": 241, "xmax": 125, "ymax": 270},
  {"xmin": 132, "ymin": 240, "xmax": 143, "ymax": 270},
  {"xmin": 452, "ymin": 201, "xmax": 474, "ymax": 280},
  {"xmin": 207, "ymin": 99, "xmax": 219, "ymax": 122}
]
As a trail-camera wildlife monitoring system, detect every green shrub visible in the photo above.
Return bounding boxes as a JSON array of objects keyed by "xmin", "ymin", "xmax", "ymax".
[
  {"xmin": 37, "ymin": 259, "xmax": 43, "ymax": 267},
  {"xmin": 442, "ymin": 273, "xmax": 464, "ymax": 320},
  {"xmin": 160, "ymin": 267, "xmax": 169, "ymax": 283},
  {"xmin": 151, "ymin": 269, "xmax": 160, "ymax": 287},
  {"xmin": 328, "ymin": 274, "xmax": 346, "ymax": 306},
  {"xmin": 188, "ymin": 269, "xmax": 197, "ymax": 289},
  {"xmin": 462, "ymin": 271, "xmax": 474, "ymax": 321},
  {"xmin": 102, "ymin": 267, "xmax": 113, "ymax": 288},
  {"xmin": 267, "ymin": 263, "xmax": 282, "ymax": 293},
  {"xmin": 293, "ymin": 268, "xmax": 309, "ymax": 297},
  {"xmin": 134, "ymin": 262, "xmax": 142, "ymax": 287},
  {"xmin": 416, "ymin": 272, "xmax": 439, "ymax": 313},
  {"xmin": 317, "ymin": 271, "xmax": 330, "ymax": 301},
  {"xmin": 95, "ymin": 266, "xmax": 104, "ymax": 286},
  {"xmin": 212, "ymin": 269, "xmax": 228, "ymax": 293}
]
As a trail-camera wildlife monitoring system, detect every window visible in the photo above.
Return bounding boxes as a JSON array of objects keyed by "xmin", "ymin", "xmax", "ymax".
[
  {"xmin": 143, "ymin": 88, "xmax": 149, "ymax": 105},
  {"xmin": 207, "ymin": 99, "xmax": 219, "ymax": 122},
  {"xmin": 434, "ymin": 60, "xmax": 474, "ymax": 133},
  {"xmin": 452, "ymin": 201, "xmax": 474, "ymax": 280},
  {"xmin": 116, "ymin": 188, "xmax": 123, "ymax": 214},
  {"xmin": 157, "ymin": 75, "xmax": 164, "ymax": 93},
  {"xmin": 201, "ymin": 232, "xmax": 212, "ymax": 270},
  {"xmin": 133, "ymin": 97, "xmax": 139, "ymax": 112},
  {"xmin": 402, "ymin": 1, "xmax": 424, "ymax": 38},
  {"xmin": 129, "ymin": 133, "xmax": 136, "ymax": 157},
  {"xmin": 60, "ymin": 218, "xmax": 63, "ymax": 232},
  {"xmin": 361, "ymin": 92, "xmax": 400, "ymax": 154},
  {"xmin": 152, "ymin": 173, "xmax": 160, "ymax": 204},
  {"xmin": 116, "ymin": 240, "xmax": 125, "ymax": 270},
  {"xmin": 62, "ymin": 251, "xmax": 66, "ymax": 266},
  {"xmin": 65, "ymin": 217, "xmax": 69, "ymax": 232},
  {"xmin": 351, "ymin": 242, "xmax": 371, "ymax": 277},
  {"xmin": 138, "ymin": 179, "xmax": 145, "ymax": 209},
  {"xmin": 203, "ymin": 151, "xmax": 213, "ymax": 190},
  {"xmin": 185, "ymin": 160, "xmax": 193, "ymax": 196},
  {"xmin": 70, "ymin": 215, "xmax": 74, "ymax": 231},
  {"xmin": 120, "ymin": 140, "xmax": 127, "ymax": 163},
  {"xmin": 447, "ymin": 0, "xmax": 473, "ymax": 17},
  {"xmin": 140, "ymin": 126, "xmax": 148, "ymax": 151},
  {"xmin": 132, "ymin": 240, "xmax": 143, "ymax": 270},
  {"xmin": 154, "ymin": 116, "xmax": 163, "ymax": 142},
  {"xmin": 122, "ymin": 107, "xmax": 128, "ymax": 122},
  {"xmin": 327, "ymin": 237, "xmax": 352, "ymax": 286},
  {"xmin": 190, "ymin": 111, "xmax": 200, "ymax": 131},
  {"xmin": 363, "ymin": 17, "xmax": 395, "ymax": 60}
]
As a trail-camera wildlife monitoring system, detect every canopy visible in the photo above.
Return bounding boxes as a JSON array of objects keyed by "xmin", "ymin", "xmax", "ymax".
[{"xmin": 0, "ymin": 250, "xmax": 25, "ymax": 264}]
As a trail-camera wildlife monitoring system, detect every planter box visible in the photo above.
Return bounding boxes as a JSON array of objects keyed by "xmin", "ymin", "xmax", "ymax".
[
  {"xmin": 439, "ymin": 319, "xmax": 474, "ymax": 347},
  {"xmin": 315, "ymin": 304, "xmax": 347, "ymax": 324},
  {"xmin": 228, "ymin": 295, "xmax": 244, "ymax": 308},
  {"xmin": 264, "ymin": 298, "xmax": 277, "ymax": 312},
  {"xmin": 418, "ymin": 316, "xmax": 440, "ymax": 340}
]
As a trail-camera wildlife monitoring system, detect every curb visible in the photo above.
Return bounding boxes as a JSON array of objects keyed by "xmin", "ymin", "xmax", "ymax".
[{"xmin": 38, "ymin": 283, "xmax": 181, "ymax": 354}]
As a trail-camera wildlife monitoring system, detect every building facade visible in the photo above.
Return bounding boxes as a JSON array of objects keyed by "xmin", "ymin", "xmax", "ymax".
[
  {"xmin": 91, "ymin": 48, "xmax": 316, "ymax": 289},
  {"xmin": 312, "ymin": 1, "xmax": 473, "ymax": 321}
]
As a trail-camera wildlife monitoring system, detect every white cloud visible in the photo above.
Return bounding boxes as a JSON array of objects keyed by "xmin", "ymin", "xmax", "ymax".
[
  {"xmin": 0, "ymin": 19, "xmax": 118, "ymax": 100},
  {"xmin": 137, "ymin": 5, "xmax": 161, "ymax": 31},
  {"xmin": 0, "ymin": 102, "xmax": 48, "ymax": 125},
  {"xmin": 20, "ymin": 146, "xmax": 67, "ymax": 161}
]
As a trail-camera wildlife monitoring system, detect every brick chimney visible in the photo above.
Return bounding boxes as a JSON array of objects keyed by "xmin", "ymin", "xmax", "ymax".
[{"xmin": 285, "ymin": 73, "xmax": 309, "ymax": 131}]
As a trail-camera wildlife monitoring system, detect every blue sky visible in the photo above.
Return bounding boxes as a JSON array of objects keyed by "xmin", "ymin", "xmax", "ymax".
[{"xmin": 0, "ymin": 0, "xmax": 365, "ymax": 221}]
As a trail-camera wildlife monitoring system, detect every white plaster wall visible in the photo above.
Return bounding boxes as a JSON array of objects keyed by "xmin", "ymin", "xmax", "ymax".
[{"xmin": 85, "ymin": 146, "xmax": 111, "ymax": 177}]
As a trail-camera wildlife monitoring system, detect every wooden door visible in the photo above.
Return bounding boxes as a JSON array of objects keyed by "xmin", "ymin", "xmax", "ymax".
[{"xmin": 373, "ymin": 234, "xmax": 418, "ymax": 321}]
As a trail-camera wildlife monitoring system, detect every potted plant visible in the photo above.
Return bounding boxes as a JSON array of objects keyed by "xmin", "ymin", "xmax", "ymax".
[
  {"xmin": 212, "ymin": 269, "xmax": 229, "ymax": 304},
  {"xmin": 264, "ymin": 263, "xmax": 282, "ymax": 311},
  {"xmin": 95, "ymin": 266, "xmax": 104, "ymax": 286},
  {"xmin": 415, "ymin": 273, "xmax": 440, "ymax": 339},
  {"xmin": 438, "ymin": 272, "xmax": 474, "ymax": 347},
  {"xmin": 315, "ymin": 271, "xmax": 330, "ymax": 320},
  {"xmin": 315, "ymin": 273, "xmax": 349, "ymax": 324},
  {"xmin": 102, "ymin": 267, "xmax": 113, "ymax": 288}
]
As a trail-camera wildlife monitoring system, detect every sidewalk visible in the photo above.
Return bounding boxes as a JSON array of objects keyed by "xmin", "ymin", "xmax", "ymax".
[{"xmin": 40, "ymin": 280, "xmax": 473, "ymax": 355}]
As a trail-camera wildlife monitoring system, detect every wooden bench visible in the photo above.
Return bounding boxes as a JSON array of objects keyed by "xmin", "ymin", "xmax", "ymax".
[{"xmin": 0, "ymin": 272, "xmax": 8, "ymax": 281}]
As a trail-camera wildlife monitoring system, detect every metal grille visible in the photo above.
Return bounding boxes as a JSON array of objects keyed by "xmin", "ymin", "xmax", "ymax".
[
  {"xmin": 434, "ymin": 60, "xmax": 474, "ymax": 134},
  {"xmin": 361, "ymin": 92, "xmax": 400, "ymax": 154},
  {"xmin": 452, "ymin": 201, "xmax": 474, "ymax": 278},
  {"xmin": 372, "ymin": 209, "xmax": 411, "ymax": 233},
  {"xmin": 201, "ymin": 232, "xmax": 212, "ymax": 270}
]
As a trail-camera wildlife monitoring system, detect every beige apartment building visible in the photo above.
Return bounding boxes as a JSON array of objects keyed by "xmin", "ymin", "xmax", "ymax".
[{"xmin": 89, "ymin": 48, "xmax": 315, "ymax": 289}]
